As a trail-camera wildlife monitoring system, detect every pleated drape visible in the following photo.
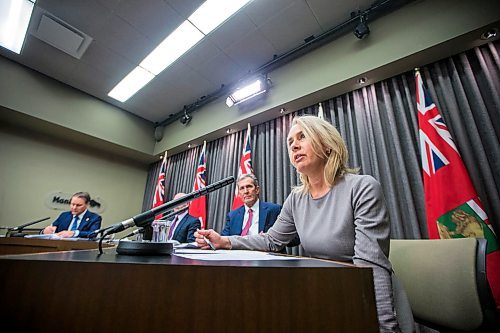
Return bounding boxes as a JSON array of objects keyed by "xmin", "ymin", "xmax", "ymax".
[{"xmin": 143, "ymin": 40, "xmax": 499, "ymax": 243}]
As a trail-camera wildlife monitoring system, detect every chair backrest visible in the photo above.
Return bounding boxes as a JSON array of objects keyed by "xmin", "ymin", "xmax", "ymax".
[{"xmin": 389, "ymin": 238, "xmax": 497, "ymax": 332}]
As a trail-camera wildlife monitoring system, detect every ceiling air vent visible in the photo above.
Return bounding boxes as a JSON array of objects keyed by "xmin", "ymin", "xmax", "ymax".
[{"xmin": 29, "ymin": 8, "xmax": 92, "ymax": 59}]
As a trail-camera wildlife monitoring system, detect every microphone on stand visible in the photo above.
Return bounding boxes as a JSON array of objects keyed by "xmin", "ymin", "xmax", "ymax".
[
  {"xmin": 7, "ymin": 217, "xmax": 51, "ymax": 237},
  {"xmin": 100, "ymin": 176, "xmax": 234, "ymax": 238},
  {"xmin": 98, "ymin": 176, "xmax": 234, "ymax": 255},
  {"xmin": 119, "ymin": 207, "xmax": 190, "ymax": 240},
  {"xmin": 92, "ymin": 205, "xmax": 189, "ymax": 238}
]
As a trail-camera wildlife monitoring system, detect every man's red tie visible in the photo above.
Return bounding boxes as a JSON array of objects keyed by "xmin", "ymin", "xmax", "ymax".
[{"xmin": 241, "ymin": 208, "xmax": 253, "ymax": 236}]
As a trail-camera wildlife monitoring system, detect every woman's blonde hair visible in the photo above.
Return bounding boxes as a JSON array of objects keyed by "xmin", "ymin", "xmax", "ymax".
[{"xmin": 288, "ymin": 115, "xmax": 357, "ymax": 194}]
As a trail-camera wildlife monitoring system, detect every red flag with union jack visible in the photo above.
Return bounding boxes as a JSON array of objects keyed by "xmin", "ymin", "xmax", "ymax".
[
  {"xmin": 232, "ymin": 123, "xmax": 254, "ymax": 209},
  {"xmin": 152, "ymin": 152, "xmax": 167, "ymax": 219},
  {"xmin": 416, "ymin": 70, "xmax": 500, "ymax": 307},
  {"xmin": 189, "ymin": 141, "xmax": 207, "ymax": 228}
]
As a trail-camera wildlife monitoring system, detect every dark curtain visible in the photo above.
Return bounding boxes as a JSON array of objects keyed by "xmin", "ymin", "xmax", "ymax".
[{"xmin": 144, "ymin": 41, "xmax": 499, "ymax": 241}]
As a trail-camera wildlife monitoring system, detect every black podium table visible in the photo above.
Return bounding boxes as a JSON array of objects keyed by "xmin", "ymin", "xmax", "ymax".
[
  {"xmin": 0, "ymin": 248, "xmax": 379, "ymax": 333},
  {"xmin": 0, "ymin": 237, "xmax": 114, "ymax": 255}
]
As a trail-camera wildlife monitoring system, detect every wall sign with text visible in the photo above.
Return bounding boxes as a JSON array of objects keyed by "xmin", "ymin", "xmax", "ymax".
[{"xmin": 44, "ymin": 191, "xmax": 106, "ymax": 214}]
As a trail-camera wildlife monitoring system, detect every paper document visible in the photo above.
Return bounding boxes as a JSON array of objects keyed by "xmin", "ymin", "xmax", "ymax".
[
  {"xmin": 25, "ymin": 234, "xmax": 80, "ymax": 241},
  {"xmin": 25, "ymin": 234, "xmax": 62, "ymax": 240},
  {"xmin": 173, "ymin": 249, "xmax": 301, "ymax": 261},
  {"xmin": 174, "ymin": 242, "xmax": 198, "ymax": 249}
]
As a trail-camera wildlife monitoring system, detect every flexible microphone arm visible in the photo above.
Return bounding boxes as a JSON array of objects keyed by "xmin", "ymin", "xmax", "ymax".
[
  {"xmin": 120, "ymin": 227, "xmax": 144, "ymax": 240},
  {"xmin": 9, "ymin": 217, "xmax": 51, "ymax": 232},
  {"xmin": 156, "ymin": 206, "xmax": 188, "ymax": 221},
  {"xmin": 101, "ymin": 176, "xmax": 234, "ymax": 237},
  {"xmin": 93, "ymin": 206, "xmax": 186, "ymax": 236},
  {"xmin": 117, "ymin": 206, "xmax": 189, "ymax": 240}
]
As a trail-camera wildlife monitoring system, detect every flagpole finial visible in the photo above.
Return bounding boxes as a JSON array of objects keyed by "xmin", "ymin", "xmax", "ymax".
[
  {"xmin": 415, "ymin": 67, "xmax": 420, "ymax": 73},
  {"xmin": 318, "ymin": 102, "xmax": 324, "ymax": 120}
]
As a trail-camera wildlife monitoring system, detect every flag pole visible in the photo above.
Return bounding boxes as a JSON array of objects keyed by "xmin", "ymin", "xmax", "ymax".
[{"xmin": 318, "ymin": 102, "xmax": 324, "ymax": 119}]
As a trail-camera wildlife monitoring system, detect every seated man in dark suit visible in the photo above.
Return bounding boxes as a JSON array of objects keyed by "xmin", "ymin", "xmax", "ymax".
[
  {"xmin": 167, "ymin": 192, "xmax": 201, "ymax": 243},
  {"xmin": 222, "ymin": 174, "xmax": 282, "ymax": 236},
  {"xmin": 42, "ymin": 191, "xmax": 102, "ymax": 238}
]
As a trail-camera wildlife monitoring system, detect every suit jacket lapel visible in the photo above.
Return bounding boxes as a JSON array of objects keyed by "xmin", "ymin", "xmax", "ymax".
[
  {"xmin": 173, "ymin": 216, "xmax": 187, "ymax": 239},
  {"xmin": 236, "ymin": 207, "xmax": 245, "ymax": 234},
  {"xmin": 78, "ymin": 211, "xmax": 91, "ymax": 230},
  {"xmin": 62, "ymin": 212, "xmax": 73, "ymax": 230},
  {"xmin": 258, "ymin": 202, "xmax": 267, "ymax": 232}
]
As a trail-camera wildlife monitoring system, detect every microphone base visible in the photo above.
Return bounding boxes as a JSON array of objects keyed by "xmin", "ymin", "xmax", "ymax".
[
  {"xmin": 9, "ymin": 232, "xmax": 27, "ymax": 237},
  {"xmin": 116, "ymin": 240, "xmax": 173, "ymax": 256}
]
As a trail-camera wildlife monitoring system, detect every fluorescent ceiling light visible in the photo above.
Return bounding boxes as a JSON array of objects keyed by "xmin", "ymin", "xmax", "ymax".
[
  {"xmin": 109, "ymin": 0, "xmax": 251, "ymax": 103},
  {"xmin": 189, "ymin": 0, "xmax": 252, "ymax": 35},
  {"xmin": 140, "ymin": 21, "xmax": 204, "ymax": 75},
  {"xmin": 226, "ymin": 77, "xmax": 267, "ymax": 107},
  {"xmin": 0, "ymin": 0, "xmax": 36, "ymax": 54},
  {"xmin": 108, "ymin": 66, "xmax": 154, "ymax": 103}
]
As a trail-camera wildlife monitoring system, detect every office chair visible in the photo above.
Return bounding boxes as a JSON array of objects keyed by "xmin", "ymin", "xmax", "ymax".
[{"xmin": 389, "ymin": 238, "xmax": 499, "ymax": 332}]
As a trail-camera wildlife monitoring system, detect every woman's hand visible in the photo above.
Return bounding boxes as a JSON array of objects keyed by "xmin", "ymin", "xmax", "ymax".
[{"xmin": 194, "ymin": 229, "xmax": 231, "ymax": 250}]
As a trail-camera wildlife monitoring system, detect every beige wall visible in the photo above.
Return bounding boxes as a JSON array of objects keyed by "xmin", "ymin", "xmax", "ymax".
[
  {"xmin": 0, "ymin": 56, "xmax": 156, "ymax": 158},
  {"xmin": 0, "ymin": 124, "xmax": 149, "ymax": 234}
]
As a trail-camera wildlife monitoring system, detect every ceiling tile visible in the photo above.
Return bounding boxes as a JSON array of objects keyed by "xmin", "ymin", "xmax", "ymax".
[
  {"xmin": 223, "ymin": 29, "xmax": 278, "ymax": 72},
  {"xmin": 95, "ymin": 14, "xmax": 157, "ymax": 65},
  {"xmin": 205, "ymin": 11, "xmax": 257, "ymax": 51},
  {"xmin": 193, "ymin": 53, "xmax": 246, "ymax": 88},
  {"xmin": 36, "ymin": 0, "xmax": 113, "ymax": 37},
  {"xmin": 80, "ymin": 43, "xmax": 135, "ymax": 80},
  {"xmin": 244, "ymin": 0, "xmax": 296, "ymax": 27},
  {"xmin": 20, "ymin": 35, "xmax": 77, "ymax": 82},
  {"xmin": 165, "ymin": 0, "xmax": 205, "ymax": 18},
  {"xmin": 307, "ymin": 0, "xmax": 374, "ymax": 30},
  {"xmin": 181, "ymin": 38, "xmax": 224, "ymax": 75},
  {"xmin": 115, "ymin": 0, "xmax": 182, "ymax": 46},
  {"xmin": 257, "ymin": 0, "xmax": 323, "ymax": 53}
]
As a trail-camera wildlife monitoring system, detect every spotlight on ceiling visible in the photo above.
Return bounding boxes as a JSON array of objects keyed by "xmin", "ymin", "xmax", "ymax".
[
  {"xmin": 481, "ymin": 28, "xmax": 498, "ymax": 40},
  {"xmin": 354, "ymin": 14, "xmax": 370, "ymax": 39},
  {"xmin": 226, "ymin": 76, "xmax": 268, "ymax": 107},
  {"xmin": 180, "ymin": 107, "xmax": 192, "ymax": 125}
]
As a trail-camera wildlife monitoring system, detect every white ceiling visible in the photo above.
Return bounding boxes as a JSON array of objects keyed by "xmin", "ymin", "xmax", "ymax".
[{"xmin": 0, "ymin": 0, "xmax": 415, "ymax": 125}]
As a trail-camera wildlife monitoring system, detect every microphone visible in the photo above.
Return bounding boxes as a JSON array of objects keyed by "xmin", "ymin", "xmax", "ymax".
[
  {"xmin": 117, "ymin": 207, "xmax": 190, "ymax": 241},
  {"xmin": 100, "ymin": 176, "xmax": 234, "ymax": 237},
  {"xmin": 9, "ymin": 217, "xmax": 51, "ymax": 232},
  {"xmin": 93, "ymin": 206, "xmax": 188, "ymax": 237},
  {"xmin": 121, "ymin": 227, "xmax": 144, "ymax": 240}
]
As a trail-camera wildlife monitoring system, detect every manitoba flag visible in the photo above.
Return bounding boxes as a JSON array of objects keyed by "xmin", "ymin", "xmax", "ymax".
[
  {"xmin": 189, "ymin": 141, "xmax": 207, "ymax": 228},
  {"xmin": 231, "ymin": 123, "xmax": 254, "ymax": 209},
  {"xmin": 416, "ymin": 70, "xmax": 500, "ymax": 307},
  {"xmin": 152, "ymin": 152, "xmax": 167, "ymax": 219}
]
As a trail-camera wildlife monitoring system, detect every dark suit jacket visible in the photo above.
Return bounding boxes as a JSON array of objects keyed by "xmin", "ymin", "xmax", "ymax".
[
  {"xmin": 52, "ymin": 210, "xmax": 102, "ymax": 238},
  {"xmin": 171, "ymin": 213, "xmax": 201, "ymax": 243},
  {"xmin": 221, "ymin": 201, "xmax": 281, "ymax": 236}
]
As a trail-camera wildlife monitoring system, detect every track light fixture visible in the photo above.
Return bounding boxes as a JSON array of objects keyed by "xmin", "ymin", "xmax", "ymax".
[
  {"xmin": 481, "ymin": 28, "xmax": 498, "ymax": 40},
  {"xmin": 180, "ymin": 107, "xmax": 192, "ymax": 125},
  {"xmin": 354, "ymin": 13, "xmax": 370, "ymax": 39},
  {"xmin": 226, "ymin": 75, "xmax": 269, "ymax": 107}
]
